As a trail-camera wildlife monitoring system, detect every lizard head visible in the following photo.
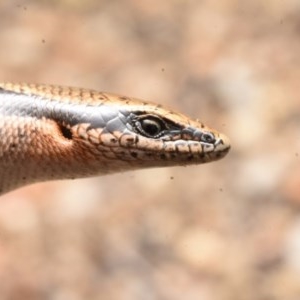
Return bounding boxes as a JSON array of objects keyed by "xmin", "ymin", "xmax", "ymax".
[{"xmin": 71, "ymin": 94, "xmax": 230, "ymax": 173}]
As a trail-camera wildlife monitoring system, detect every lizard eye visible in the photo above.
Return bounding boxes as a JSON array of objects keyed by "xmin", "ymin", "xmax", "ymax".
[{"xmin": 135, "ymin": 116, "xmax": 166, "ymax": 138}]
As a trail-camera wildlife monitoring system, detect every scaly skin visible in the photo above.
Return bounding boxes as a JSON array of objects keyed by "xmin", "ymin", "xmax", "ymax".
[{"xmin": 0, "ymin": 83, "xmax": 230, "ymax": 194}]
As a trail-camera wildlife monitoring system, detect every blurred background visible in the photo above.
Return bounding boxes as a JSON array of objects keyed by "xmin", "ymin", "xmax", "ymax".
[{"xmin": 0, "ymin": 0, "xmax": 300, "ymax": 299}]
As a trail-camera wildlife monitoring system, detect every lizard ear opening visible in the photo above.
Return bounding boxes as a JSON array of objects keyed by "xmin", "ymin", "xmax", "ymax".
[{"xmin": 58, "ymin": 124, "xmax": 73, "ymax": 140}]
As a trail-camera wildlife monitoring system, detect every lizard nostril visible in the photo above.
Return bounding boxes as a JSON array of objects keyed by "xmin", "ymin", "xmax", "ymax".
[{"xmin": 201, "ymin": 132, "xmax": 215, "ymax": 144}]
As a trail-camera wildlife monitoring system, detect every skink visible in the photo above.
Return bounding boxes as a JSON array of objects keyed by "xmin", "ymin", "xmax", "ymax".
[{"xmin": 0, "ymin": 83, "xmax": 230, "ymax": 195}]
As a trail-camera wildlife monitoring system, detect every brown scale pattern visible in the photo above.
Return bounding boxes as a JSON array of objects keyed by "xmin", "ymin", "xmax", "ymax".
[{"xmin": 0, "ymin": 83, "xmax": 230, "ymax": 194}]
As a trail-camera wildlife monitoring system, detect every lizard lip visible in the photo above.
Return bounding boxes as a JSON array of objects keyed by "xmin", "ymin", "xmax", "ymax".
[{"xmin": 214, "ymin": 133, "xmax": 231, "ymax": 153}]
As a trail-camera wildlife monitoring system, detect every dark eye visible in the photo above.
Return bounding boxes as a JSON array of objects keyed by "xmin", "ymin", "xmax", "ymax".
[
  {"xmin": 201, "ymin": 132, "xmax": 215, "ymax": 144},
  {"xmin": 135, "ymin": 117, "xmax": 166, "ymax": 138}
]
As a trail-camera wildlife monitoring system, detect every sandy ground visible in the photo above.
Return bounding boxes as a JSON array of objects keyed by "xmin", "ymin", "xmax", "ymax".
[{"xmin": 0, "ymin": 0, "xmax": 300, "ymax": 299}]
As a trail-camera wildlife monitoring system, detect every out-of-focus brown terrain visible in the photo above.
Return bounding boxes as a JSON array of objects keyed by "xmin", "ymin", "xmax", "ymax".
[{"xmin": 0, "ymin": 0, "xmax": 300, "ymax": 299}]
